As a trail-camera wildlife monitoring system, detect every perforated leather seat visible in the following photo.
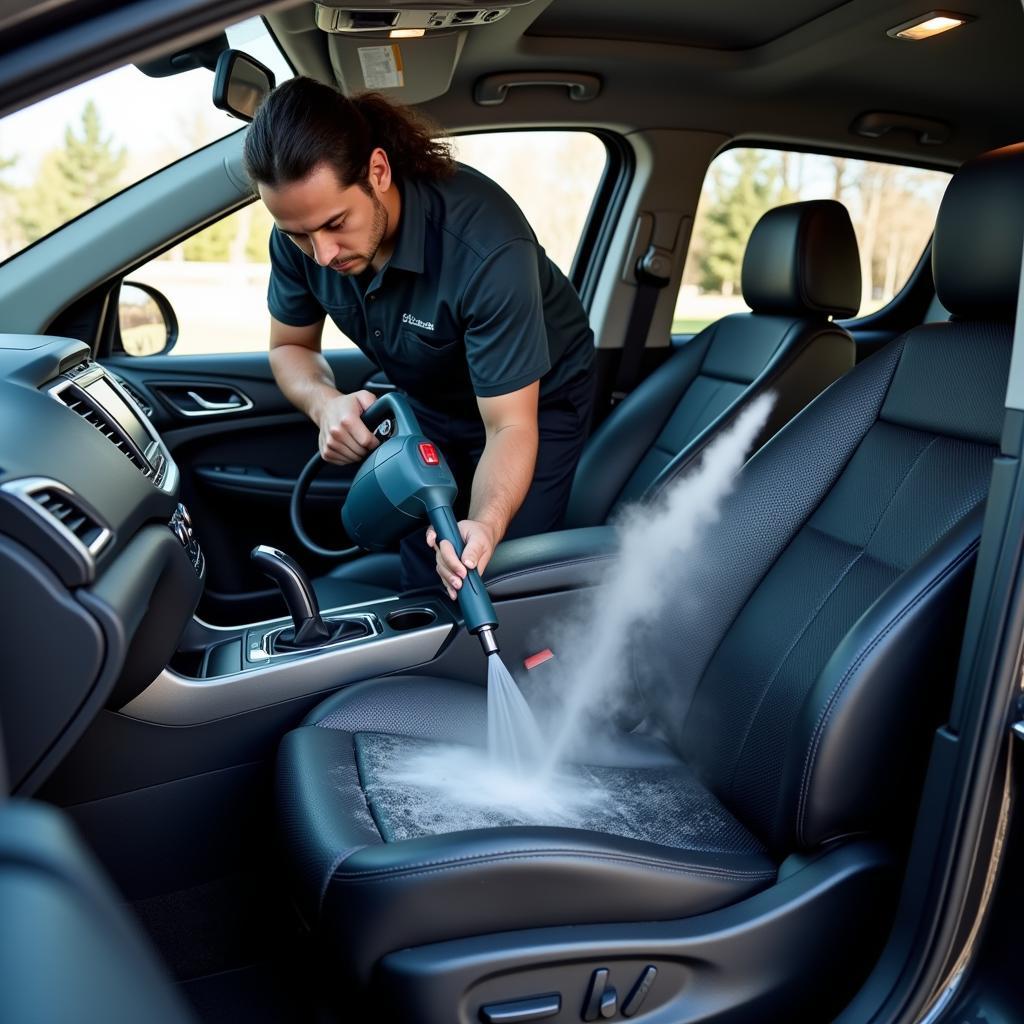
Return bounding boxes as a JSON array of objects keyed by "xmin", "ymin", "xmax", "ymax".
[
  {"xmin": 311, "ymin": 199, "xmax": 860, "ymax": 608},
  {"xmin": 279, "ymin": 143, "xmax": 1024, "ymax": 1014}
]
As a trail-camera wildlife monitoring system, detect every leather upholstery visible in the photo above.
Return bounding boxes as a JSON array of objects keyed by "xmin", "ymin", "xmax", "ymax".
[
  {"xmin": 0, "ymin": 801, "xmax": 195, "ymax": 1024},
  {"xmin": 566, "ymin": 316, "xmax": 853, "ymax": 526},
  {"xmin": 278, "ymin": 680, "xmax": 775, "ymax": 982},
  {"xmin": 313, "ymin": 199, "xmax": 860, "ymax": 602},
  {"xmin": 933, "ymin": 141, "xmax": 1024, "ymax": 320},
  {"xmin": 280, "ymin": 144, "xmax": 1022, "ymax": 983},
  {"xmin": 742, "ymin": 200, "xmax": 861, "ymax": 317}
]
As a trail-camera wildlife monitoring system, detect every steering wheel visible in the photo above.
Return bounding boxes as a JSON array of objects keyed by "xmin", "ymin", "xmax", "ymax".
[{"xmin": 289, "ymin": 453, "xmax": 362, "ymax": 559}]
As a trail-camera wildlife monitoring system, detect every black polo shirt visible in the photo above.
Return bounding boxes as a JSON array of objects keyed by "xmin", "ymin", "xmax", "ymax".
[{"xmin": 267, "ymin": 164, "xmax": 594, "ymax": 418}]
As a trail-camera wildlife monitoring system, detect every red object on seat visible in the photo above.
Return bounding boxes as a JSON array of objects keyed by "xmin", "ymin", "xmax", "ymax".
[{"xmin": 523, "ymin": 648, "xmax": 554, "ymax": 670}]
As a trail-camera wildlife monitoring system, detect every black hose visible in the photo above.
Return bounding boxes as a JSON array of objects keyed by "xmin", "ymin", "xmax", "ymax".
[{"xmin": 289, "ymin": 452, "xmax": 362, "ymax": 560}]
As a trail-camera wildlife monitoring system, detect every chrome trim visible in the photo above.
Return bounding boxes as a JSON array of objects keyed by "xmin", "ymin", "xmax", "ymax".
[
  {"xmin": 253, "ymin": 543, "xmax": 316, "ymax": 619},
  {"xmin": 120, "ymin": 618, "xmax": 454, "ymax": 725},
  {"xmin": 190, "ymin": 594, "xmax": 401, "ymax": 633},
  {"xmin": 163, "ymin": 386, "xmax": 253, "ymax": 418},
  {"xmin": 1, "ymin": 476, "xmax": 112, "ymax": 571},
  {"xmin": 257, "ymin": 611, "xmax": 381, "ymax": 660}
]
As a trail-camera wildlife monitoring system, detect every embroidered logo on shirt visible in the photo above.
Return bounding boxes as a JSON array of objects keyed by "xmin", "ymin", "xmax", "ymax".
[{"xmin": 402, "ymin": 313, "xmax": 435, "ymax": 331}]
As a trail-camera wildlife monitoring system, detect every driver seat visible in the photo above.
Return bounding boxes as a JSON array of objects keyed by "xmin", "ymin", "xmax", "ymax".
[{"xmin": 277, "ymin": 143, "xmax": 1024, "ymax": 1021}]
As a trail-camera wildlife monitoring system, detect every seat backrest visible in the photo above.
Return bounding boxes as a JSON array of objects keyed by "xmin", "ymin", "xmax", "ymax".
[
  {"xmin": 565, "ymin": 199, "xmax": 861, "ymax": 528},
  {"xmin": 635, "ymin": 143, "xmax": 1024, "ymax": 857},
  {"xmin": 0, "ymin": 721, "xmax": 194, "ymax": 1024}
]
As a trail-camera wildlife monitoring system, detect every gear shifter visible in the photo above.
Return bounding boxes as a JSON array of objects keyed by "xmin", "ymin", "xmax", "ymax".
[{"xmin": 250, "ymin": 545, "xmax": 368, "ymax": 652}]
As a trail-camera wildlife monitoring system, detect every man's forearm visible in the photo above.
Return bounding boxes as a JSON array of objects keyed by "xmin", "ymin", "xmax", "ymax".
[
  {"xmin": 468, "ymin": 424, "xmax": 539, "ymax": 542},
  {"xmin": 269, "ymin": 343, "xmax": 342, "ymax": 422}
]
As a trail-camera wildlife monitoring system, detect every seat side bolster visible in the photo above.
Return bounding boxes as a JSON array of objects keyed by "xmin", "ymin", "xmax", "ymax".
[
  {"xmin": 276, "ymin": 726, "xmax": 383, "ymax": 921},
  {"xmin": 789, "ymin": 510, "xmax": 984, "ymax": 850},
  {"xmin": 564, "ymin": 325, "xmax": 716, "ymax": 529}
]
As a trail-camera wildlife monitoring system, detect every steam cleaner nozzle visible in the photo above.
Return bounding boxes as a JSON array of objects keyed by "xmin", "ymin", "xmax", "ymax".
[{"xmin": 476, "ymin": 624, "xmax": 500, "ymax": 657}]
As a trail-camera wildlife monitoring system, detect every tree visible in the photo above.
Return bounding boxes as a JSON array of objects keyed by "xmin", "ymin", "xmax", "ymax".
[
  {"xmin": 16, "ymin": 100, "xmax": 126, "ymax": 242},
  {"xmin": 0, "ymin": 151, "xmax": 16, "ymax": 193},
  {"xmin": 0, "ymin": 151, "xmax": 21, "ymax": 259},
  {"xmin": 697, "ymin": 149, "xmax": 777, "ymax": 294}
]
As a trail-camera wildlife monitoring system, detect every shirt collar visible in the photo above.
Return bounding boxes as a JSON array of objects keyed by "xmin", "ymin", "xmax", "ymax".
[{"xmin": 387, "ymin": 178, "xmax": 425, "ymax": 275}]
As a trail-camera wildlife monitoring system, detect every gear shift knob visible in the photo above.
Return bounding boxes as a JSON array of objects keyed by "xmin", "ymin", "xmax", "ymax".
[{"xmin": 250, "ymin": 544, "xmax": 331, "ymax": 649}]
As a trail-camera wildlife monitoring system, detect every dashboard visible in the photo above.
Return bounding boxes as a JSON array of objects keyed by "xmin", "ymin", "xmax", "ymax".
[{"xmin": 0, "ymin": 334, "xmax": 204, "ymax": 795}]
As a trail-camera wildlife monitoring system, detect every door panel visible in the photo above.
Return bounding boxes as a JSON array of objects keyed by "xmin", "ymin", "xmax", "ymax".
[{"xmin": 104, "ymin": 349, "xmax": 383, "ymax": 624}]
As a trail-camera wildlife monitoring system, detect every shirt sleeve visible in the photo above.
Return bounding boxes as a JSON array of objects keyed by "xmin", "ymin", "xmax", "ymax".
[
  {"xmin": 459, "ymin": 239, "xmax": 551, "ymax": 397},
  {"xmin": 267, "ymin": 227, "xmax": 326, "ymax": 327}
]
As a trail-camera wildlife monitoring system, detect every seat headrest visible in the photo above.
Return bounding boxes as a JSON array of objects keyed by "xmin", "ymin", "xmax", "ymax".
[
  {"xmin": 741, "ymin": 199, "xmax": 861, "ymax": 318},
  {"xmin": 933, "ymin": 141, "xmax": 1024, "ymax": 321}
]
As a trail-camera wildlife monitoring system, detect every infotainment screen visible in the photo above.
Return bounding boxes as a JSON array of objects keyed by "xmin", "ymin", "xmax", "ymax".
[{"xmin": 86, "ymin": 376, "xmax": 153, "ymax": 454}]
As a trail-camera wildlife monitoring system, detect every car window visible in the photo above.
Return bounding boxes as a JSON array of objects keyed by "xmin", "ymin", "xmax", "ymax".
[
  {"xmin": 0, "ymin": 17, "xmax": 291, "ymax": 266},
  {"xmin": 449, "ymin": 131, "xmax": 607, "ymax": 275},
  {"xmin": 674, "ymin": 147, "xmax": 951, "ymax": 335},
  {"xmin": 122, "ymin": 203, "xmax": 356, "ymax": 357},
  {"xmin": 121, "ymin": 129, "xmax": 607, "ymax": 358}
]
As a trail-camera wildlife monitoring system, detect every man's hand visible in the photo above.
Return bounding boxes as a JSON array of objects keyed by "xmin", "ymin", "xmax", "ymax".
[
  {"xmin": 315, "ymin": 390, "xmax": 380, "ymax": 464},
  {"xmin": 426, "ymin": 518, "xmax": 497, "ymax": 600}
]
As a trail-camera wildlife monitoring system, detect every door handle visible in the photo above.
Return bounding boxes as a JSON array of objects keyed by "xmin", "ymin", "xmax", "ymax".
[
  {"xmin": 186, "ymin": 389, "xmax": 246, "ymax": 411},
  {"xmin": 151, "ymin": 383, "xmax": 254, "ymax": 417}
]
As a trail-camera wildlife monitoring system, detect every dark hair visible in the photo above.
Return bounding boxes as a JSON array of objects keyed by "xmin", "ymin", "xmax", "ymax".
[{"xmin": 243, "ymin": 76, "xmax": 455, "ymax": 190}]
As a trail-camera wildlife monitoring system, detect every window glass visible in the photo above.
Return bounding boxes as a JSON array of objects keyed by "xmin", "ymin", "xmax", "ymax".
[
  {"xmin": 449, "ymin": 131, "xmax": 607, "ymax": 274},
  {"xmin": 125, "ymin": 204, "xmax": 356, "ymax": 357},
  {"xmin": 125, "ymin": 130, "xmax": 606, "ymax": 358},
  {"xmin": 675, "ymin": 148, "xmax": 951, "ymax": 334},
  {"xmin": 0, "ymin": 17, "xmax": 291, "ymax": 265}
]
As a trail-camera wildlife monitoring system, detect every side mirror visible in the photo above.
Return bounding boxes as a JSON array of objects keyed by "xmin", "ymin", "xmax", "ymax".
[
  {"xmin": 212, "ymin": 49, "xmax": 276, "ymax": 122},
  {"xmin": 118, "ymin": 282, "xmax": 177, "ymax": 357}
]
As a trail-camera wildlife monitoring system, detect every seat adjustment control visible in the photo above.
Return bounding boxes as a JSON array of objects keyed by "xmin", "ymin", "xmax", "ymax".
[
  {"xmin": 621, "ymin": 965, "xmax": 657, "ymax": 1017},
  {"xmin": 582, "ymin": 969, "xmax": 617, "ymax": 1021},
  {"xmin": 479, "ymin": 993, "xmax": 561, "ymax": 1023}
]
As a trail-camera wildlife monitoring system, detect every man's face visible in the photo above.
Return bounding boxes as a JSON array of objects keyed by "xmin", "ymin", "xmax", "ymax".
[{"xmin": 260, "ymin": 161, "xmax": 389, "ymax": 275}]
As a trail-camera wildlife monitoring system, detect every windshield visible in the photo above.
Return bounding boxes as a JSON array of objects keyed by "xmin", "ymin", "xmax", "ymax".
[{"xmin": 0, "ymin": 17, "xmax": 291, "ymax": 264}]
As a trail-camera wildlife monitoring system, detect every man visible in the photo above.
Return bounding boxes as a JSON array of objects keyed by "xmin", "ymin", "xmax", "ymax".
[{"xmin": 244, "ymin": 77, "xmax": 595, "ymax": 597}]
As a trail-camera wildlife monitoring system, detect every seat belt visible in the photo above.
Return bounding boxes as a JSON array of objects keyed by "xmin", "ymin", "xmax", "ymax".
[{"xmin": 611, "ymin": 244, "xmax": 672, "ymax": 405}]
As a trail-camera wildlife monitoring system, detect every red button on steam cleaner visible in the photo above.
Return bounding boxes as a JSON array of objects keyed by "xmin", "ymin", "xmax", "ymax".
[{"xmin": 418, "ymin": 442, "xmax": 440, "ymax": 465}]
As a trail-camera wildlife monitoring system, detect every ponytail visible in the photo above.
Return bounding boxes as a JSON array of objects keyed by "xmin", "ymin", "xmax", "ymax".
[{"xmin": 244, "ymin": 76, "xmax": 455, "ymax": 190}]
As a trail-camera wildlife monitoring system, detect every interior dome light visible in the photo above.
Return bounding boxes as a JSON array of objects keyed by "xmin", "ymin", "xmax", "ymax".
[{"xmin": 887, "ymin": 12, "xmax": 971, "ymax": 40}]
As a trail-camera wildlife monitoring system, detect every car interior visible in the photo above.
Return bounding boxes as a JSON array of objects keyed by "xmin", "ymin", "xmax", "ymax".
[{"xmin": 2, "ymin": 1, "xmax": 1024, "ymax": 1023}]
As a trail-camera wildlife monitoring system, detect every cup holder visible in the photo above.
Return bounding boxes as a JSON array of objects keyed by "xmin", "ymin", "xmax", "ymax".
[{"xmin": 386, "ymin": 608, "xmax": 437, "ymax": 632}]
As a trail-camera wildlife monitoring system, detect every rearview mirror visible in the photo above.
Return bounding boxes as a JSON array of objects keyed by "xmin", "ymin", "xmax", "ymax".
[{"xmin": 212, "ymin": 49, "xmax": 275, "ymax": 122}]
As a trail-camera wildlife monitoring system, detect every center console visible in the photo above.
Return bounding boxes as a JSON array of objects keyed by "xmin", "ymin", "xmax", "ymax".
[{"xmin": 120, "ymin": 526, "xmax": 620, "ymax": 728}]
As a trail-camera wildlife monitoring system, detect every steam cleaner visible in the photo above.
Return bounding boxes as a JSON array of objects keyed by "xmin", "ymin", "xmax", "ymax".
[{"xmin": 341, "ymin": 393, "xmax": 500, "ymax": 657}]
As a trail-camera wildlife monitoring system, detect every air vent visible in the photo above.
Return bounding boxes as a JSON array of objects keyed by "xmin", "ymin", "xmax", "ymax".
[
  {"xmin": 29, "ymin": 486, "xmax": 109, "ymax": 553},
  {"xmin": 54, "ymin": 382, "xmax": 151, "ymax": 475},
  {"xmin": 0, "ymin": 477, "xmax": 112, "ymax": 581}
]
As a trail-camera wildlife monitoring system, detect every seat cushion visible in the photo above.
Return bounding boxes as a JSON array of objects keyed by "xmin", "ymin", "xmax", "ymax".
[{"xmin": 277, "ymin": 677, "xmax": 776, "ymax": 982}]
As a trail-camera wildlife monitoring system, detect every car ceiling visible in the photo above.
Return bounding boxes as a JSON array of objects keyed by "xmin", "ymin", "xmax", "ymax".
[
  {"xmin": 0, "ymin": 0, "xmax": 1022, "ymax": 168},
  {"xmin": 265, "ymin": 0, "xmax": 1024, "ymax": 167}
]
